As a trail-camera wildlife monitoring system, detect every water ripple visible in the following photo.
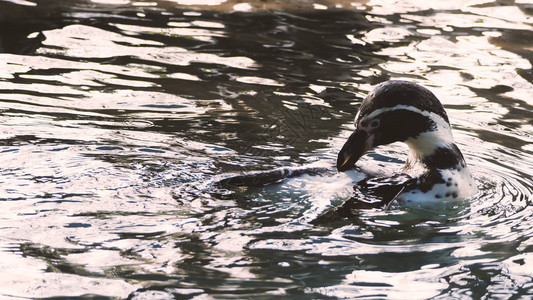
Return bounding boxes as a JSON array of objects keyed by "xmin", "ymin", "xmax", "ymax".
[{"xmin": 0, "ymin": 0, "xmax": 532, "ymax": 298}]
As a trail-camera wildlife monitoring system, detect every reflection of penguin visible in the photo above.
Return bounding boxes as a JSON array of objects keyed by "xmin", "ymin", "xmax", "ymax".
[
  {"xmin": 313, "ymin": 81, "xmax": 477, "ymax": 224},
  {"xmin": 216, "ymin": 166, "xmax": 329, "ymax": 188}
]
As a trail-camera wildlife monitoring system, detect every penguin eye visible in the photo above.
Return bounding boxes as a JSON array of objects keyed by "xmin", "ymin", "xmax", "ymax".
[{"xmin": 370, "ymin": 119, "xmax": 380, "ymax": 128}]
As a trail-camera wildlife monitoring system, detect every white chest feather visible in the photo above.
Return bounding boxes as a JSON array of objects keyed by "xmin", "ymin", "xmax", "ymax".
[{"xmin": 399, "ymin": 167, "xmax": 477, "ymax": 205}]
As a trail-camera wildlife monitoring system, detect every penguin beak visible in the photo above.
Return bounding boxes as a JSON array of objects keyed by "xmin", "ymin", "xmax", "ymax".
[{"xmin": 337, "ymin": 129, "xmax": 373, "ymax": 171}]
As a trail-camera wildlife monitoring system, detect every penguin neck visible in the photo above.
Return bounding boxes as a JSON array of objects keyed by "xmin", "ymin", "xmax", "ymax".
[{"xmin": 403, "ymin": 129, "xmax": 463, "ymax": 176}]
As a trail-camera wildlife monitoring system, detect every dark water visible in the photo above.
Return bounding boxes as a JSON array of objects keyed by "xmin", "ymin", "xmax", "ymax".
[{"xmin": 0, "ymin": 0, "xmax": 532, "ymax": 298}]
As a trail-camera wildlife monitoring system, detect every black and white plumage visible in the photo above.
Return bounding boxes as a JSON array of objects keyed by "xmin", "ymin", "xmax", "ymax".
[{"xmin": 313, "ymin": 80, "xmax": 477, "ymax": 223}]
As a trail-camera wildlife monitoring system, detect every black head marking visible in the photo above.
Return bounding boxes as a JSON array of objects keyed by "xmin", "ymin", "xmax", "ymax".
[
  {"xmin": 358, "ymin": 80, "xmax": 450, "ymax": 123},
  {"xmin": 373, "ymin": 109, "xmax": 436, "ymax": 146}
]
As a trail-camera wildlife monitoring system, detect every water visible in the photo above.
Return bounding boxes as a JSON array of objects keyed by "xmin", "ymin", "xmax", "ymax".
[{"xmin": 0, "ymin": 0, "xmax": 532, "ymax": 298}]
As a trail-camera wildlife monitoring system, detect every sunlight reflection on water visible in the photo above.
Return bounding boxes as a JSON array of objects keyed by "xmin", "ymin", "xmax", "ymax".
[{"xmin": 0, "ymin": 0, "xmax": 532, "ymax": 298}]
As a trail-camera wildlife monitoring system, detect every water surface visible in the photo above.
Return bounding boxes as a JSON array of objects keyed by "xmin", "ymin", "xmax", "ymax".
[{"xmin": 0, "ymin": 0, "xmax": 532, "ymax": 298}]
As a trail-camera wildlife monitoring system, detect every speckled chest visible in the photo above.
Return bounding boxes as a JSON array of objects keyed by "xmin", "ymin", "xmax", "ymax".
[{"xmin": 399, "ymin": 163, "xmax": 477, "ymax": 204}]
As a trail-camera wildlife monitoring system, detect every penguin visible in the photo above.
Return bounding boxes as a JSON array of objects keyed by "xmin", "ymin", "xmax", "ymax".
[{"xmin": 312, "ymin": 80, "xmax": 477, "ymax": 224}]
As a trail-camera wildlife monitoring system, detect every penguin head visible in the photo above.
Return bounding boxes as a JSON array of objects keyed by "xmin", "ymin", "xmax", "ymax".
[{"xmin": 337, "ymin": 81, "xmax": 454, "ymax": 171}]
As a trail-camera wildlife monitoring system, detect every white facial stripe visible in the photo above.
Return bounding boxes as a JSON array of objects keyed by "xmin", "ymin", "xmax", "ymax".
[
  {"xmin": 356, "ymin": 104, "xmax": 455, "ymax": 157},
  {"xmin": 358, "ymin": 105, "xmax": 451, "ymax": 132},
  {"xmin": 359, "ymin": 105, "xmax": 444, "ymax": 124},
  {"xmin": 353, "ymin": 109, "xmax": 362, "ymax": 126}
]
